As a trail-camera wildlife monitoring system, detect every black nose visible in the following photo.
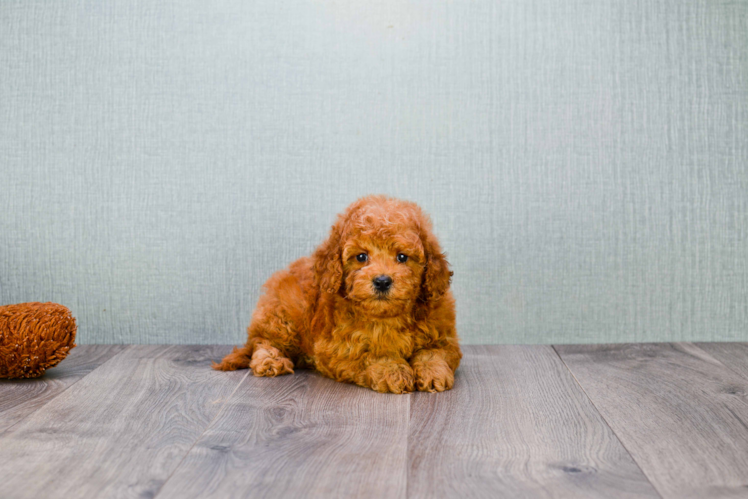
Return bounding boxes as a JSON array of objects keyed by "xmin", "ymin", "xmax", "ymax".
[{"xmin": 372, "ymin": 275, "xmax": 393, "ymax": 292}]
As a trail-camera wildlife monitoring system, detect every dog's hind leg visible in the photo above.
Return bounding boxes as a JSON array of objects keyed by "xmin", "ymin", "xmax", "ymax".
[
  {"xmin": 214, "ymin": 262, "xmax": 308, "ymax": 376},
  {"xmin": 248, "ymin": 338, "xmax": 294, "ymax": 377},
  {"xmin": 213, "ymin": 342, "xmax": 294, "ymax": 376},
  {"xmin": 212, "ymin": 340, "xmax": 294, "ymax": 376},
  {"xmin": 213, "ymin": 311, "xmax": 298, "ymax": 377},
  {"xmin": 212, "ymin": 344, "xmax": 253, "ymax": 371},
  {"xmin": 215, "ymin": 302, "xmax": 299, "ymax": 378}
]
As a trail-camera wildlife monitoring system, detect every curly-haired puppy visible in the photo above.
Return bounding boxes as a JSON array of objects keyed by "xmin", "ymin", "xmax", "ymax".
[{"xmin": 214, "ymin": 195, "xmax": 461, "ymax": 393}]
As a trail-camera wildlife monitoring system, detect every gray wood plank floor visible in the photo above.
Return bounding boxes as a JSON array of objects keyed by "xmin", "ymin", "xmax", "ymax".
[
  {"xmin": 408, "ymin": 345, "xmax": 658, "ymax": 499},
  {"xmin": 556, "ymin": 343, "xmax": 748, "ymax": 498},
  {"xmin": 696, "ymin": 342, "xmax": 748, "ymax": 382},
  {"xmin": 0, "ymin": 345, "xmax": 246, "ymax": 498},
  {"xmin": 157, "ymin": 369, "xmax": 409, "ymax": 498},
  {"xmin": 0, "ymin": 345, "xmax": 125, "ymax": 434},
  {"xmin": 0, "ymin": 342, "xmax": 746, "ymax": 498}
]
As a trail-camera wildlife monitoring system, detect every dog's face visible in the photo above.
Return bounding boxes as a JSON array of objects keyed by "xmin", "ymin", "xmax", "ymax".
[
  {"xmin": 313, "ymin": 196, "xmax": 453, "ymax": 320},
  {"xmin": 341, "ymin": 231, "xmax": 425, "ymax": 317}
]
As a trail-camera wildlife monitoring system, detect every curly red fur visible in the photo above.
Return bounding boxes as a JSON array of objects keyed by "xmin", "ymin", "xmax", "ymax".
[
  {"xmin": 0, "ymin": 302, "xmax": 77, "ymax": 379},
  {"xmin": 214, "ymin": 195, "xmax": 461, "ymax": 393}
]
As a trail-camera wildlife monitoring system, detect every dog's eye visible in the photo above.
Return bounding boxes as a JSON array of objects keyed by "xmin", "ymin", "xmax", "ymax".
[
  {"xmin": 356, "ymin": 253, "xmax": 368, "ymax": 263},
  {"xmin": 397, "ymin": 253, "xmax": 408, "ymax": 263}
]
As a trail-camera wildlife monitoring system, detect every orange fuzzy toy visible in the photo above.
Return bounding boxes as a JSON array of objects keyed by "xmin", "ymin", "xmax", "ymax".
[{"xmin": 0, "ymin": 302, "xmax": 77, "ymax": 378}]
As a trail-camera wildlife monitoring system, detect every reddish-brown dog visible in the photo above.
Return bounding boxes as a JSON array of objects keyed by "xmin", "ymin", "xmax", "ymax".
[{"xmin": 214, "ymin": 195, "xmax": 461, "ymax": 393}]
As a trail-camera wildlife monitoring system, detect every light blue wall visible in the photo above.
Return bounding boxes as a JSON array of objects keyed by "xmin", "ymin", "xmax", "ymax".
[{"xmin": 1, "ymin": 0, "xmax": 746, "ymax": 344}]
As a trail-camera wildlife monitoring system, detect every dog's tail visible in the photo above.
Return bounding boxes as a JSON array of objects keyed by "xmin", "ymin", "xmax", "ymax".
[{"xmin": 212, "ymin": 344, "xmax": 253, "ymax": 371}]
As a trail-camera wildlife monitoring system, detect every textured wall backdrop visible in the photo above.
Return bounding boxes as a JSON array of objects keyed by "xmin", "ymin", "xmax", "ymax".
[{"xmin": 1, "ymin": 0, "xmax": 746, "ymax": 344}]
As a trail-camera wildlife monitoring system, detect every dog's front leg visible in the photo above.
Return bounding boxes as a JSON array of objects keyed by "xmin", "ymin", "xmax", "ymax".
[
  {"xmin": 356, "ymin": 357, "xmax": 415, "ymax": 394},
  {"xmin": 410, "ymin": 347, "xmax": 460, "ymax": 392}
]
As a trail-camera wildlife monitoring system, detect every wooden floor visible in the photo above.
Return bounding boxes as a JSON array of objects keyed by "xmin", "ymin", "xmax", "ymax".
[{"xmin": 1, "ymin": 344, "xmax": 748, "ymax": 498}]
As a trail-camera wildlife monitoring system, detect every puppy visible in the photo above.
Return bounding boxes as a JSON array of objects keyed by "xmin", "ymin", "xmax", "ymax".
[{"xmin": 214, "ymin": 195, "xmax": 461, "ymax": 393}]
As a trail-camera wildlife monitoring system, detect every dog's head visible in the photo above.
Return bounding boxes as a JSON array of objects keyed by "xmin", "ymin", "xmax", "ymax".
[{"xmin": 313, "ymin": 195, "xmax": 452, "ymax": 318}]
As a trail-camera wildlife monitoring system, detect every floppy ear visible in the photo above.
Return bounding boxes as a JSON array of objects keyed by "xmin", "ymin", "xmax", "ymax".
[
  {"xmin": 419, "ymin": 228, "xmax": 453, "ymax": 304},
  {"xmin": 313, "ymin": 220, "xmax": 344, "ymax": 295}
]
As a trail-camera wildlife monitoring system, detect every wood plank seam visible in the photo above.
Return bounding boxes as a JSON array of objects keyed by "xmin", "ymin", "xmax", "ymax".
[
  {"xmin": 407, "ymin": 345, "xmax": 659, "ymax": 498},
  {"xmin": 551, "ymin": 345, "xmax": 664, "ymax": 499},
  {"xmin": 0, "ymin": 345, "xmax": 130, "ymax": 437},
  {"xmin": 555, "ymin": 343, "xmax": 748, "ymax": 497},
  {"xmin": 0, "ymin": 345, "xmax": 256, "ymax": 498},
  {"xmin": 690, "ymin": 342, "xmax": 748, "ymax": 384},
  {"xmin": 155, "ymin": 368, "xmax": 411, "ymax": 498},
  {"xmin": 152, "ymin": 368, "xmax": 251, "ymax": 498}
]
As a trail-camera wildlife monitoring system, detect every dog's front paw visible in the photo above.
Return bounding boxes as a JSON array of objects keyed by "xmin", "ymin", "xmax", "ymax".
[
  {"xmin": 413, "ymin": 357, "xmax": 454, "ymax": 392},
  {"xmin": 366, "ymin": 360, "xmax": 415, "ymax": 394}
]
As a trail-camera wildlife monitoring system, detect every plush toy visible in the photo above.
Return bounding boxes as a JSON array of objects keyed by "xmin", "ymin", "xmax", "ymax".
[{"xmin": 0, "ymin": 302, "xmax": 77, "ymax": 378}]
